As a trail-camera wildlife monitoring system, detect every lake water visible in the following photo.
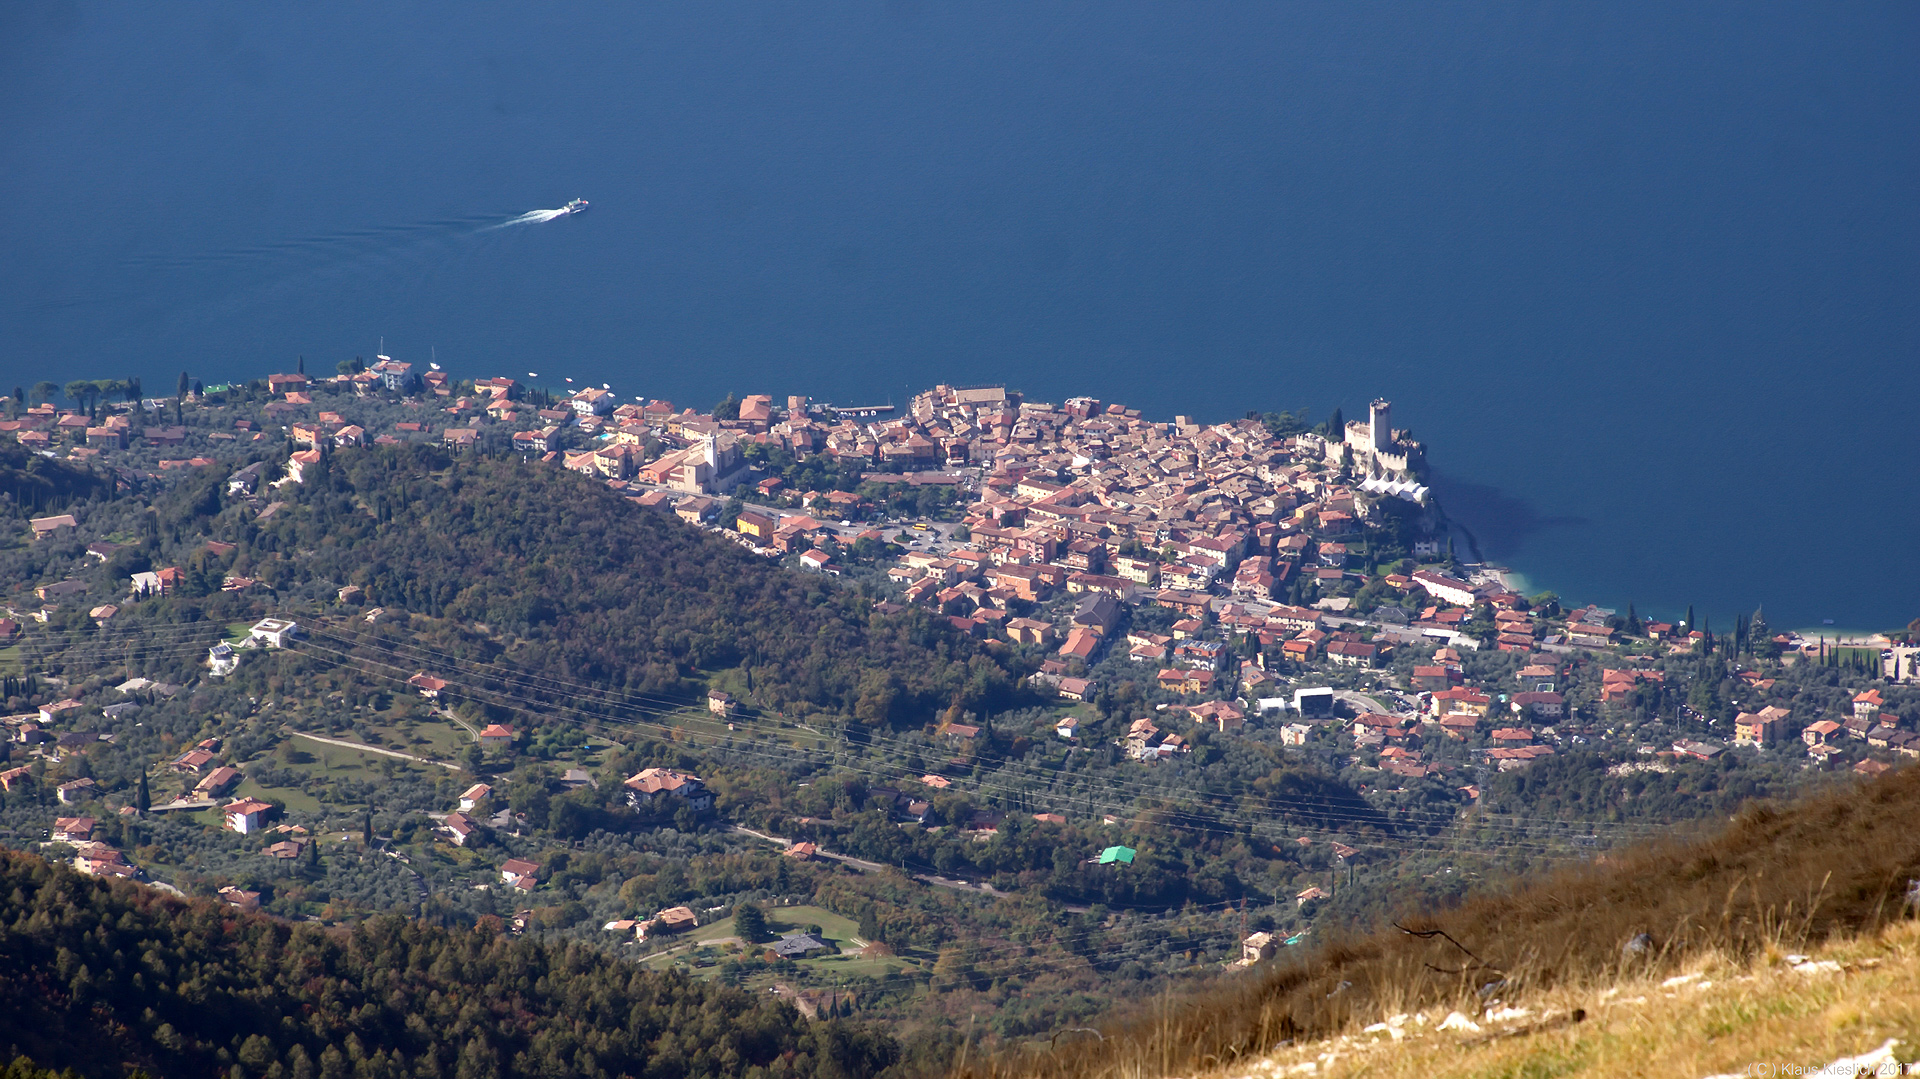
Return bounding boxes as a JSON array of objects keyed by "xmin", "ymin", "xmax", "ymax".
[{"xmin": 3, "ymin": 3, "xmax": 1915, "ymax": 630}]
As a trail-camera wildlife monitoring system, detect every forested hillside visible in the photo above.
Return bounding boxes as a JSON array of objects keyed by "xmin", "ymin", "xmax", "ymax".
[
  {"xmin": 288, "ymin": 447, "xmax": 1026, "ymax": 726},
  {"xmin": 0, "ymin": 442, "xmax": 115, "ymax": 516},
  {"xmin": 0, "ymin": 848, "xmax": 897, "ymax": 1079}
]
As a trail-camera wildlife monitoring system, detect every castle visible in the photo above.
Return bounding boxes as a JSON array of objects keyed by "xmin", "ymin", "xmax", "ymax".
[{"xmin": 1334, "ymin": 398, "xmax": 1425, "ymax": 479}]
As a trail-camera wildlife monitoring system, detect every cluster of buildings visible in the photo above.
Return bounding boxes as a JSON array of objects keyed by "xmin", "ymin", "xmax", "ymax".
[
  {"xmin": 857, "ymin": 390, "xmax": 1447, "ymax": 699},
  {"xmin": 243, "ymin": 376, "xmax": 1442, "ymax": 590},
  {"xmin": 4, "ymin": 683, "xmax": 158, "ymax": 775},
  {"xmin": 1794, "ymin": 690, "xmax": 1915, "ymax": 766},
  {"xmin": 10, "ymin": 369, "xmax": 1914, "ymax": 901},
  {"xmin": 231, "ymin": 372, "xmax": 1919, "ymax": 778},
  {"xmin": 0, "ymin": 399, "xmax": 208, "ymax": 462},
  {"xmin": 50, "ymin": 815, "xmax": 140, "ymax": 880}
]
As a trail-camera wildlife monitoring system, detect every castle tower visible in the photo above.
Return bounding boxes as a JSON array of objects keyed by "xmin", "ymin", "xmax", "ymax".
[{"xmin": 1369, "ymin": 399, "xmax": 1392, "ymax": 454}]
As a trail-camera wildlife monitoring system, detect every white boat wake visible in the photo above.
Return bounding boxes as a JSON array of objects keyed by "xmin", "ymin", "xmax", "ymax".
[
  {"xmin": 483, "ymin": 208, "xmax": 568, "ymax": 231},
  {"xmin": 482, "ymin": 200, "xmax": 587, "ymax": 231}
]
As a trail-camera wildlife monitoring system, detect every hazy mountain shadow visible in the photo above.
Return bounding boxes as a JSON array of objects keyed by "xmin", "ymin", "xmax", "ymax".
[{"xmin": 1424, "ymin": 469, "xmax": 1589, "ymax": 563}]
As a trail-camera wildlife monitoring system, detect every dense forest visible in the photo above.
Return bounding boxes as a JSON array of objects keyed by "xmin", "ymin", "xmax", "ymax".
[{"xmin": 0, "ymin": 848, "xmax": 898, "ymax": 1079}]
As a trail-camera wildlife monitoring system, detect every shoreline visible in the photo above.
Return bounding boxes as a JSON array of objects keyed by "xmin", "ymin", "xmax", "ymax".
[{"xmin": 4, "ymin": 370, "xmax": 1908, "ymax": 641}]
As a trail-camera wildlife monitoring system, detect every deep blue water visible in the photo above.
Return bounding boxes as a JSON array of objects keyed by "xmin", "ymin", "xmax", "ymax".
[{"xmin": 3, "ymin": 3, "xmax": 1915, "ymax": 629}]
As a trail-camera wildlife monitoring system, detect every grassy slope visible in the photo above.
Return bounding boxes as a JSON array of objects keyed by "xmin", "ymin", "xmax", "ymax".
[
  {"xmin": 1223, "ymin": 919, "xmax": 1920, "ymax": 1078},
  {"xmin": 986, "ymin": 763, "xmax": 1920, "ymax": 1079}
]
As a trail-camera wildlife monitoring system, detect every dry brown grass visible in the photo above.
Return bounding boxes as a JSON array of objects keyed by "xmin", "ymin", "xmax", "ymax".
[
  {"xmin": 1204, "ymin": 920, "xmax": 1920, "ymax": 1078},
  {"xmin": 975, "ymin": 764, "xmax": 1920, "ymax": 1079}
]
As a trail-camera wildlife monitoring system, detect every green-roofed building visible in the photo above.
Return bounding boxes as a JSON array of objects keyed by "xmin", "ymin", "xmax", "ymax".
[{"xmin": 1097, "ymin": 845, "xmax": 1136, "ymax": 865}]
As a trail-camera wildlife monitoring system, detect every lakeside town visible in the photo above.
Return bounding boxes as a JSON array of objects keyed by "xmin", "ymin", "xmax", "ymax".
[{"xmin": 1, "ymin": 360, "xmax": 1916, "ymax": 978}]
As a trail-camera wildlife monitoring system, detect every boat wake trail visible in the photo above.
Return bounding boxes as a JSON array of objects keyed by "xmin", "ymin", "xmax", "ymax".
[
  {"xmin": 481, "ymin": 207, "xmax": 572, "ymax": 231},
  {"xmin": 119, "ymin": 215, "xmax": 499, "ymax": 271},
  {"xmin": 56, "ymin": 200, "xmax": 586, "ymax": 332}
]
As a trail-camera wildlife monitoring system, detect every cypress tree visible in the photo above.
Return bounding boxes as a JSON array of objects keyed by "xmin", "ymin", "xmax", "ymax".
[{"xmin": 135, "ymin": 772, "xmax": 150, "ymax": 813}]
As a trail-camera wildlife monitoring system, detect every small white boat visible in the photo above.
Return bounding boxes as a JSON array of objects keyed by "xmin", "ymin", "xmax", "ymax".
[{"xmin": 564, "ymin": 198, "xmax": 589, "ymax": 214}]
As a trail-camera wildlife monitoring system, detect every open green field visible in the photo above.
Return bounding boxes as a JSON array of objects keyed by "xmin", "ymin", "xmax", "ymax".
[
  {"xmin": 358, "ymin": 716, "xmax": 468, "ymax": 760},
  {"xmin": 0, "ymin": 643, "xmax": 22, "ymax": 675},
  {"xmin": 284, "ymin": 734, "xmax": 443, "ymax": 780},
  {"xmin": 642, "ymin": 903, "xmax": 910, "ymax": 978},
  {"xmin": 632, "ymin": 701, "xmax": 827, "ymax": 759},
  {"xmin": 418, "ymin": 839, "xmax": 487, "ymax": 872},
  {"xmin": 234, "ymin": 775, "xmax": 323, "ymax": 815},
  {"xmin": 763, "ymin": 904, "xmax": 863, "ymax": 944},
  {"xmin": 638, "ymin": 917, "xmax": 740, "ymax": 970}
]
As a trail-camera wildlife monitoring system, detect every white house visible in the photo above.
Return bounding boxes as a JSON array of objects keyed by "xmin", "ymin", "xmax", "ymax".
[
  {"xmin": 56, "ymin": 778, "xmax": 96, "ymax": 804},
  {"xmin": 249, "ymin": 618, "xmax": 301, "ymax": 648},
  {"xmin": 1292, "ymin": 687, "xmax": 1335, "ymax": 716},
  {"xmin": 224, "ymin": 798, "xmax": 274, "ymax": 834},
  {"xmin": 623, "ymin": 768, "xmax": 714, "ymax": 813},
  {"xmin": 227, "ymin": 461, "xmax": 267, "ymax": 496},
  {"xmin": 372, "ymin": 356, "xmax": 411, "ymax": 391},
  {"xmin": 1410, "ymin": 570, "xmax": 1479, "ymax": 607},
  {"xmin": 442, "ymin": 812, "xmax": 476, "ymax": 847},
  {"xmin": 569, "ymin": 387, "xmax": 615, "ymax": 416},
  {"xmin": 286, "ymin": 449, "xmax": 323, "ymax": 484},
  {"xmin": 407, "ymin": 672, "xmax": 449, "ymax": 699},
  {"xmin": 208, "ymin": 642, "xmax": 239, "ymax": 677}
]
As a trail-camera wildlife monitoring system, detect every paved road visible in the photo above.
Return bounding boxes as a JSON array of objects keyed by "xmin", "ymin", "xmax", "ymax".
[
  {"xmin": 439, "ymin": 708, "xmax": 481, "ymax": 744},
  {"xmin": 290, "ymin": 730, "xmax": 462, "ymax": 770},
  {"xmin": 1332, "ymin": 689, "xmax": 1401, "ymax": 717}
]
